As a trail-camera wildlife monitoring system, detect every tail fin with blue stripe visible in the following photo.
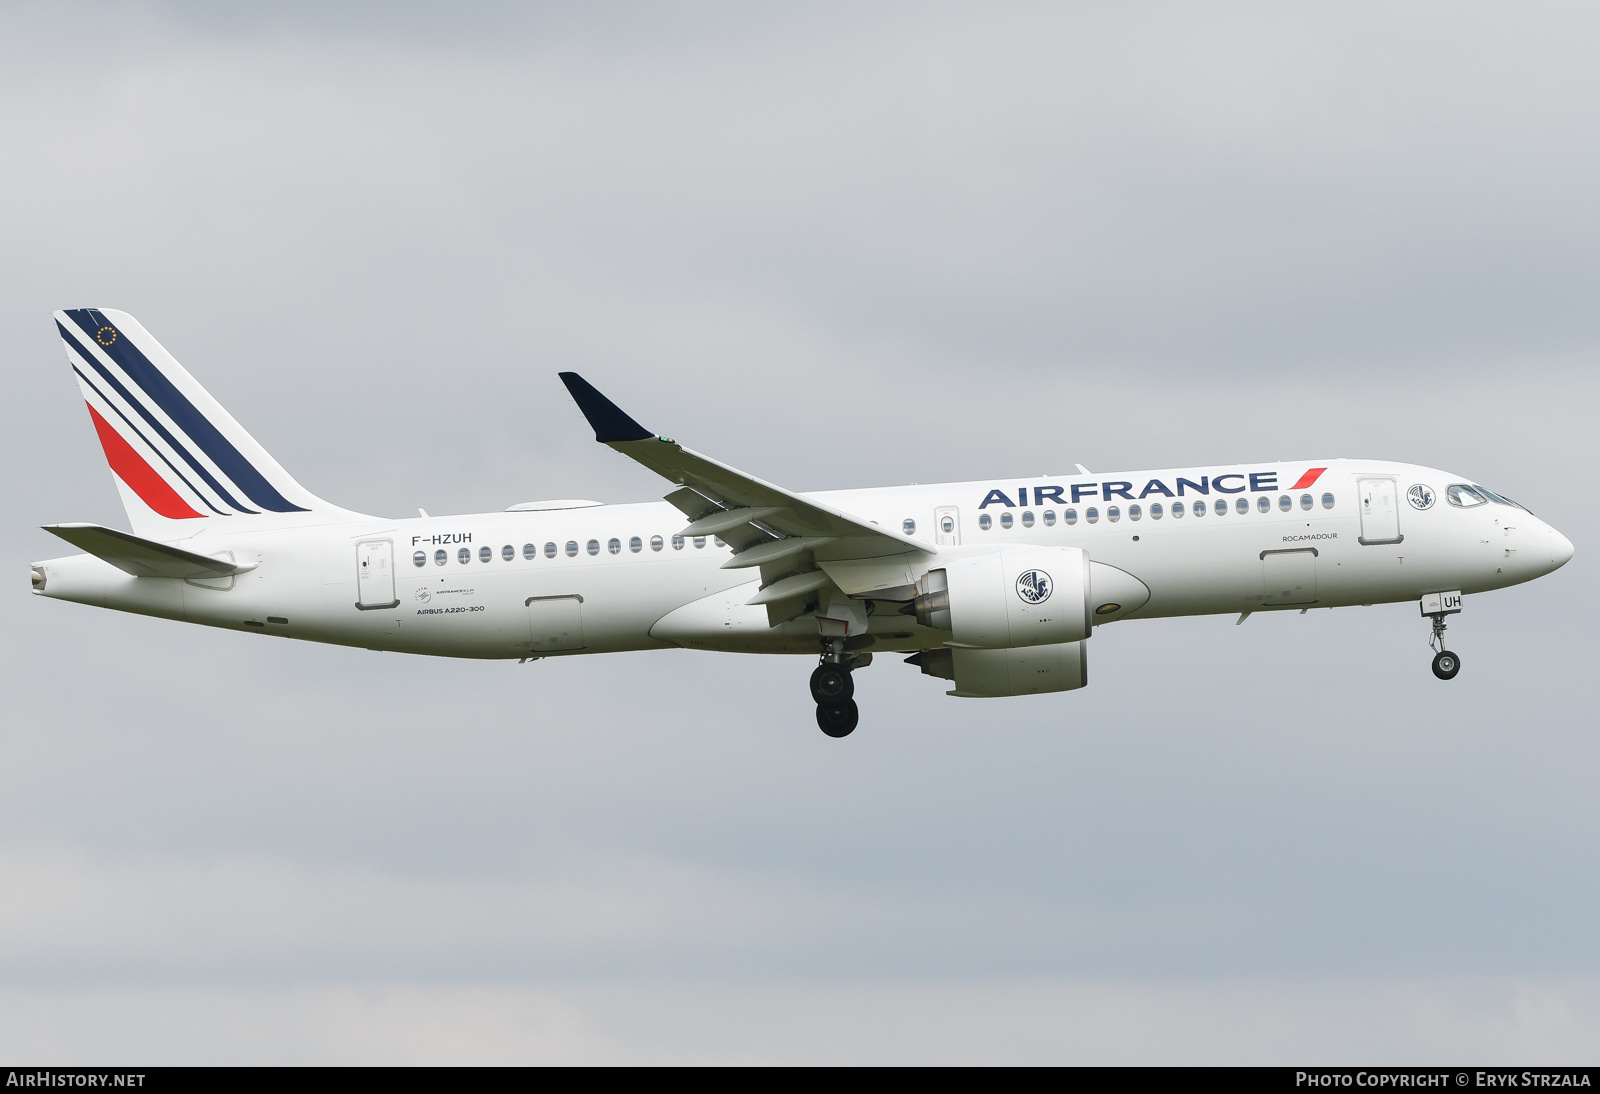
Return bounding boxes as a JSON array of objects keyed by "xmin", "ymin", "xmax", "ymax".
[{"xmin": 55, "ymin": 308, "xmax": 360, "ymax": 539}]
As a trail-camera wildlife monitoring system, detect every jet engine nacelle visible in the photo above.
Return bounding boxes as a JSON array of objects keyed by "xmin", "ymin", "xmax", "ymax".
[
  {"xmin": 910, "ymin": 546, "xmax": 1092, "ymax": 649},
  {"xmin": 912, "ymin": 641, "xmax": 1088, "ymax": 698}
]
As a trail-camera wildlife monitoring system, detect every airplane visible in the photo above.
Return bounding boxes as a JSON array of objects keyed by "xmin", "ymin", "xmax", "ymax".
[{"xmin": 31, "ymin": 308, "xmax": 1575, "ymax": 738}]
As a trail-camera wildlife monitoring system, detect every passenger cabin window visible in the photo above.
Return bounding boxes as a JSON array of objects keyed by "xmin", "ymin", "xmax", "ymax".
[
  {"xmin": 1043, "ymin": 511, "xmax": 1056, "ymax": 526},
  {"xmin": 1214, "ymin": 499, "xmax": 1227, "ymax": 516},
  {"xmin": 1086, "ymin": 507, "xmax": 1099, "ymax": 524},
  {"xmin": 1129, "ymin": 504, "xmax": 1142, "ymax": 521},
  {"xmin": 629, "ymin": 536, "xmax": 642, "ymax": 553},
  {"xmin": 1107, "ymin": 506, "xmax": 1120, "ymax": 522},
  {"xmin": 940, "ymin": 516, "xmax": 955, "ymax": 534},
  {"xmin": 1171, "ymin": 502, "xmax": 1184, "ymax": 519},
  {"xmin": 1448, "ymin": 484, "xmax": 1489, "ymax": 507},
  {"xmin": 413, "ymin": 551, "xmax": 426, "ymax": 567},
  {"xmin": 1000, "ymin": 512, "xmax": 1013, "ymax": 529},
  {"xmin": 565, "ymin": 541, "xmax": 578, "ymax": 557},
  {"xmin": 1300, "ymin": 494, "xmax": 1313, "ymax": 510},
  {"xmin": 608, "ymin": 538, "xmax": 621, "ymax": 555},
  {"xmin": 651, "ymin": 535, "xmax": 664, "ymax": 551},
  {"xmin": 545, "ymin": 542, "xmax": 557, "ymax": 558},
  {"xmin": 1064, "ymin": 509, "xmax": 1078, "ymax": 525},
  {"xmin": 1150, "ymin": 503, "xmax": 1164, "ymax": 519},
  {"xmin": 672, "ymin": 535, "xmax": 685, "ymax": 550},
  {"xmin": 714, "ymin": 536, "xmax": 726, "ymax": 548},
  {"xmin": 903, "ymin": 518, "xmax": 916, "ymax": 536},
  {"xmin": 587, "ymin": 539, "xmax": 600, "ymax": 556},
  {"xmin": 1021, "ymin": 511, "xmax": 1034, "ymax": 527},
  {"xmin": 479, "ymin": 546, "xmax": 492, "ymax": 563},
  {"xmin": 435, "ymin": 549, "xmax": 448, "ymax": 565},
  {"xmin": 523, "ymin": 543, "xmax": 536, "ymax": 559},
  {"xmin": 1235, "ymin": 497, "xmax": 1248, "ymax": 514},
  {"xmin": 1322, "ymin": 493, "xmax": 1335, "ymax": 509},
  {"xmin": 979, "ymin": 513, "xmax": 993, "ymax": 530},
  {"xmin": 693, "ymin": 536, "xmax": 706, "ymax": 549},
  {"xmin": 1278, "ymin": 495, "xmax": 1292, "ymax": 512},
  {"xmin": 1192, "ymin": 500, "xmax": 1205, "ymax": 517},
  {"xmin": 1257, "ymin": 496, "xmax": 1270, "ymax": 513},
  {"xmin": 458, "ymin": 547, "xmax": 471, "ymax": 564},
  {"xmin": 502, "ymin": 544, "xmax": 514, "ymax": 561}
]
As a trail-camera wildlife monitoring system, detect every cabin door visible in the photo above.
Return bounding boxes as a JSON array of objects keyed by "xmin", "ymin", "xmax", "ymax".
[
  {"xmin": 355, "ymin": 540, "xmax": 399, "ymax": 609},
  {"xmin": 1358, "ymin": 477, "xmax": 1403, "ymax": 545}
]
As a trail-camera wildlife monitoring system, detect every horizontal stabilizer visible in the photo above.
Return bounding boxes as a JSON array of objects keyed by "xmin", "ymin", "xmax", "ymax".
[{"xmin": 42, "ymin": 523, "xmax": 256, "ymax": 580}]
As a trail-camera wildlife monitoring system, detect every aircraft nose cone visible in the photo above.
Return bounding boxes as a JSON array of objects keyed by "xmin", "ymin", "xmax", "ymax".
[{"xmin": 1550, "ymin": 528, "xmax": 1575, "ymax": 571}]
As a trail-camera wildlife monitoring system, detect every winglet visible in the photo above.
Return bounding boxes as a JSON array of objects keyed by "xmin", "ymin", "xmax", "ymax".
[{"xmin": 558, "ymin": 373, "xmax": 655, "ymax": 443}]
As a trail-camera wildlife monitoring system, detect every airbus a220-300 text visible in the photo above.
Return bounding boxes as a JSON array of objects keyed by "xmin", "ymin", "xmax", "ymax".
[{"xmin": 32, "ymin": 310, "xmax": 1575, "ymax": 736}]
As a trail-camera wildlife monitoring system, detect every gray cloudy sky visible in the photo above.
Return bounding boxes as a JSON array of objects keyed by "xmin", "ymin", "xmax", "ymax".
[{"xmin": 2, "ymin": 0, "xmax": 1597, "ymax": 1063}]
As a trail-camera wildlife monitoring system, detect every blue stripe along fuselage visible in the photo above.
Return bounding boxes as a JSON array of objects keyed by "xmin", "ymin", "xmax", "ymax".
[
  {"xmin": 70, "ymin": 364, "xmax": 229, "ymax": 516},
  {"xmin": 59, "ymin": 321, "xmax": 257, "ymax": 514},
  {"xmin": 64, "ymin": 310, "xmax": 307, "ymax": 514}
]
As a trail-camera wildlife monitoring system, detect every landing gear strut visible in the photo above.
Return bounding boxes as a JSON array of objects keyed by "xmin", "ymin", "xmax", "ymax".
[
  {"xmin": 813, "ymin": 637, "xmax": 860, "ymax": 737},
  {"xmin": 1422, "ymin": 591, "xmax": 1463, "ymax": 681}
]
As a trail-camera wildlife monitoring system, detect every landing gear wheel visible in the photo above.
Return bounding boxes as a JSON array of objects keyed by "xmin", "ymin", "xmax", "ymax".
[
  {"xmin": 816, "ymin": 700, "xmax": 859, "ymax": 738},
  {"xmin": 1431, "ymin": 650, "xmax": 1461, "ymax": 681},
  {"xmin": 810, "ymin": 663, "xmax": 854, "ymax": 707}
]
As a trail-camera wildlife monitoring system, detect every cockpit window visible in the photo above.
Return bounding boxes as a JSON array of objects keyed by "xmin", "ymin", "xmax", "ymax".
[
  {"xmin": 1447, "ymin": 484, "xmax": 1488, "ymax": 508},
  {"xmin": 1475, "ymin": 486, "xmax": 1528, "ymax": 511}
]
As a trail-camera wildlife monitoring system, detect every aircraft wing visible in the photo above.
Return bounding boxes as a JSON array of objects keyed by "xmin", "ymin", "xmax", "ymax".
[
  {"xmin": 560, "ymin": 373, "xmax": 932, "ymax": 615},
  {"xmin": 42, "ymin": 523, "xmax": 257, "ymax": 580}
]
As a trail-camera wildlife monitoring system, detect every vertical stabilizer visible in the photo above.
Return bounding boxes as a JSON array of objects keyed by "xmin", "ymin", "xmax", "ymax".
[{"xmin": 54, "ymin": 308, "xmax": 362, "ymax": 540}]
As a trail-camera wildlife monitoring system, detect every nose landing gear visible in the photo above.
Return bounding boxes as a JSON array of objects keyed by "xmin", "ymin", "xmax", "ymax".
[
  {"xmin": 1422, "ymin": 590, "xmax": 1464, "ymax": 681},
  {"xmin": 812, "ymin": 638, "xmax": 864, "ymax": 737}
]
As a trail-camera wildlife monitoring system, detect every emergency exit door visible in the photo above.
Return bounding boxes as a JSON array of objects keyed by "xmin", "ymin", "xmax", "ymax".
[
  {"xmin": 934, "ymin": 506, "xmax": 961, "ymax": 546},
  {"xmin": 356, "ymin": 540, "xmax": 399, "ymax": 609},
  {"xmin": 1358, "ymin": 477, "xmax": 1403, "ymax": 545}
]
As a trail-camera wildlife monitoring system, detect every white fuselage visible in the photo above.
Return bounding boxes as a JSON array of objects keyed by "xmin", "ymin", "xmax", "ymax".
[{"xmin": 32, "ymin": 458, "xmax": 1571, "ymax": 661}]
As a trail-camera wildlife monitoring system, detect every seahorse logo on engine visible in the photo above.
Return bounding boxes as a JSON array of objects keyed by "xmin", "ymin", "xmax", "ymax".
[{"xmin": 1016, "ymin": 569, "xmax": 1052, "ymax": 605}]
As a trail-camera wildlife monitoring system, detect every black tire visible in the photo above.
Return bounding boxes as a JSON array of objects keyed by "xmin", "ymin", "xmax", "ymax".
[
  {"xmin": 816, "ymin": 700, "xmax": 859, "ymax": 738},
  {"xmin": 1431, "ymin": 650, "xmax": 1461, "ymax": 681},
  {"xmin": 810, "ymin": 663, "xmax": 854, "ymax": 707}
]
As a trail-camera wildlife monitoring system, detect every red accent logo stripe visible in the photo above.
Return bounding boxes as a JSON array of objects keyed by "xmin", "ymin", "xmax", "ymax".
[
  {"xmin": 85, "ymin": 403, "xmax": 203, "ymax": 519},
  {"xmin": 1289, "ymin": 467, "xmax": 1326, "ymax": 490}
]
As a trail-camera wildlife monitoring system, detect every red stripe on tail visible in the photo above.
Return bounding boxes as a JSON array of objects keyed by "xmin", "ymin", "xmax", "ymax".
[
  {"xmin": 85, "ymin": 403, "xmax": 203, "ymax": 519},
  {"xmin": 1289, "ymin": 467, "xmax": 1326, "ymax": 490}
]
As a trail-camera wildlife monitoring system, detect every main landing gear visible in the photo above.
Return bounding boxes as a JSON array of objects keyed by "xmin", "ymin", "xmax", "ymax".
[
  {"xmin": 812, "ymin": 639, "xmax": 861, "ymax": 738},
  {"xmin": 1423, "ymin": 591, "xmax": 1464, "ymax": 681}
]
